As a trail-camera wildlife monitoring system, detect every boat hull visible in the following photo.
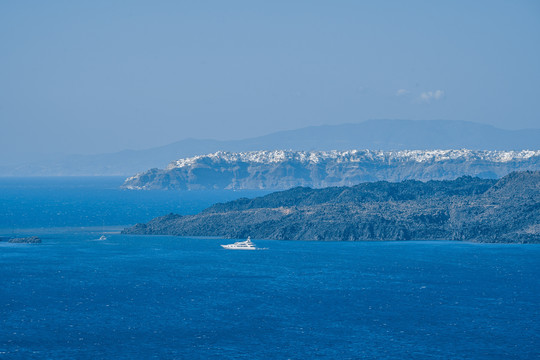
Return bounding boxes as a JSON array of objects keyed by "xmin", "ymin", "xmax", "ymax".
[{"xmin": 221, "ymin": 245, "xmax": 256, "ymax": 250}]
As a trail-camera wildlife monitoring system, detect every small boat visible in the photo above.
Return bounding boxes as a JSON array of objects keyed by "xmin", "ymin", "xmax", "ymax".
[
  {"xmin": 221, "ymin": 237, "xmax": 257, "ymax": 250},
  {"xmin": 98, "ymin": 221, "xmax": 107, "ymax": 240}
]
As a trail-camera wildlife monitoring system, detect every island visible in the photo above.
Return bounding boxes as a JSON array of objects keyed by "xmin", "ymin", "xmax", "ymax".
[
  {"xmin": 122, "ymin": 171, "xmax": 540, "ymax": 243},
  {"xmin": 121, "ymin": 149, "xmax": 540, "ymax": 190},
  {"xmin": 8, "ymin": 236, "xmax": 42, "ymax": 244}
]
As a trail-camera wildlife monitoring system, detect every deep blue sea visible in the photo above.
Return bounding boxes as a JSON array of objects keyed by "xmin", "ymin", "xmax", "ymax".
[{"xmin": 1, "ymin": 177, "xmax": 539, "ymax": 359}]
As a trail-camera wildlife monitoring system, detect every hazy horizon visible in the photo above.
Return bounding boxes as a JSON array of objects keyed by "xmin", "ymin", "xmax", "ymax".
[
  {"xmin": 4, "ymin": 119, "xmax": 540, "ymax": 163},
  {"xmin": 2, "ymin": 1, "xmax": 539, "ymax": 162}
]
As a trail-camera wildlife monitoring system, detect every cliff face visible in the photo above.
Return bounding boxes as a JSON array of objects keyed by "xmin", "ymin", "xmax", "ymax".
[
  {"xmin": 121, "ymin": 150, "xmax": 540, "ymax": 190},
  {"xmin": 122, "ymin": 171, "xmax": 540, "ymax": 243}
]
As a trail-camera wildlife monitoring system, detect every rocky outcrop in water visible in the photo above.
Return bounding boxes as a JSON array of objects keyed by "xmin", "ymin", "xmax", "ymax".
[
  {"xmin": 122, "ymin": 150, "xmax": 540, "ymax": 190},
  {"xmin": 8, "ymin": 236, "xmax": 42, "ymax": 244},
  {"xmin": 122, "ymin": 171, "xmax": 540, "ymax": 243}
]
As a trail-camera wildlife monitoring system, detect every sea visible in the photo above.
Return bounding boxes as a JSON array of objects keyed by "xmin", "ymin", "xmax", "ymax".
[{"xmin": 0, "ymin": 177, "xmax": 538, "ymax": 359}]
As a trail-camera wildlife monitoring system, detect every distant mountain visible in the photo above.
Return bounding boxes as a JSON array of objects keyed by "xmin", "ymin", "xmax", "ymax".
[
  {"xmin": 246, "ymin": 119, "xmax": 540, "ymax": 151},
  {"xmin": 122, "ymin": 171, "xmax": 540, "ymax": 244},
  {"xmin": 3, "ymin": 120, "xmax": 540, "ymax": 176},
  {"xmin": 122, "ymin": 149, "xmax": 540, "ymax": 190}
]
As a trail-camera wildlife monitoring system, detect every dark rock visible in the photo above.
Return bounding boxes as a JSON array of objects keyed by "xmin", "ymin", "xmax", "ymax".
[
  {"xmin": 123, "ymin": 171, "xmax": 540, "ymax": 243},
  {"xmin": 8, "ymin": 236, "xmax": 42, "ymax": 244}
]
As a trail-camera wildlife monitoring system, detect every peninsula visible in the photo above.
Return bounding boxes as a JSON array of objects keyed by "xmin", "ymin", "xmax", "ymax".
[
  {"xmin": 122, "ymin": 149, "xmax": 540, "ymax": 190},
  {"xmin": 123, "ymin": 171, "xmax": 540, "ymax": 243}
]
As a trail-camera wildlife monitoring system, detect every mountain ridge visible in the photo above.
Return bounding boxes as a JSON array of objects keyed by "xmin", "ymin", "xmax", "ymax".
[
  {"xmin": 122, "ymin": 149, "xmax": 540, "ymax": 190},
  {"xmin": 3, "ymin": 119, "xmax": 540, "ymax": 176}
]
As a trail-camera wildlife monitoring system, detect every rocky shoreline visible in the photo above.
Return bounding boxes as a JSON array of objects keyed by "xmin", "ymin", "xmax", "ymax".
[{"xmin": 123, "ymin": 171, "xmax": 540, "ymax": 243}]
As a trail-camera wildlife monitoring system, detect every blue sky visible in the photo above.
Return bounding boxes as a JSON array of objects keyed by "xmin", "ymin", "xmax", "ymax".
[{"xmin": 1, "ymin": 1, "xmax": 539, "ymax": 160}]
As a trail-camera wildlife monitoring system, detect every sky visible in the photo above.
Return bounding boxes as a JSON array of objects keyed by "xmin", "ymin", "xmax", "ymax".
[{"xmin": 1, "ymin": 0, "xmax": 539, "ymax": 162}]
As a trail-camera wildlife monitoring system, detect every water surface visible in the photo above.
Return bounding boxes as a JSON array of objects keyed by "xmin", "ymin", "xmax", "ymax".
[{"xmin": 0, "ymin": 178, "xmax": 538, "ymax": 359}]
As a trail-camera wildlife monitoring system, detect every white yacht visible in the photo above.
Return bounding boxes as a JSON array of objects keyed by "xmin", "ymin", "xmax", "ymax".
[{"xmin": 221, "ymin": 237, "xmax": 257, "ymax": 250}]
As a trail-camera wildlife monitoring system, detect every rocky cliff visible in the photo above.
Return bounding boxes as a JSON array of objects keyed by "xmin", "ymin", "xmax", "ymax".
[
  {"xmin": 122, "ymin": 149, "xmax": 540, "ymax": 190},
  {"xmin": 122, "ymin": 171, "xmax": 540, "ymax": 243}
]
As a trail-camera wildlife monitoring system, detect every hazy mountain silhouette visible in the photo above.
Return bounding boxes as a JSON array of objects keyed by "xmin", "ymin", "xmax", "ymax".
[{"xmin": 3, "ymin": 120, "xmax": 539, "ymax": 176}]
